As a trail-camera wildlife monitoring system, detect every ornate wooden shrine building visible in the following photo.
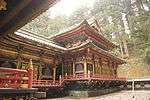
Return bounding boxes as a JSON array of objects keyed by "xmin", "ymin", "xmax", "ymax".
[
  {"xmin": 0, "ymin": 0, "xmax": 126, "ymax": 99},
  {"xmin": 0, "ymin": 4, "xmax": 126, "ymax": 97},
  {"xmin": 50, "ymin": 20, "xmax": 124, "ymax": 78},
  {"xmin": 0, "ymin": 19, "xmax": 125, "ymax": 88}
]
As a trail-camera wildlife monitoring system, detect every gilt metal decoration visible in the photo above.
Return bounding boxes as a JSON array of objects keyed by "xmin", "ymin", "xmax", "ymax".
[{"xmin": 0, "ymin": 0, "xmax": 7, "ymax": 10}]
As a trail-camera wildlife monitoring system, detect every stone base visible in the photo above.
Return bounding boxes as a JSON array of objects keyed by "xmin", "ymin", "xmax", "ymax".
[
  {"xmin": 69, "ymin": 88, "xmax": 122, "ymax": 97},
  {"xmin": 34, "ymin": 92, "xmax": 46, "ymax": 98}
]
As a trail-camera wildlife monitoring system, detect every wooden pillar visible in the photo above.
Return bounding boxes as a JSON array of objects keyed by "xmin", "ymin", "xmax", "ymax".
[
  {"xmin": 62, "ymin": 62, "xmax": 64, "ymax": 76},
  {"xmin": 73, "ymin": 60, "xmax": 75, "ymax": 76},
  {"xmin": 92, "ymin": 63, "xmax": 94, "ymax": 75},
  {"xmin": 16, "ymin": 46, "xmax": 23, "ymax": 69},
  {"xmin": 38, "ymin": 63, "xmax": 42, "ymax": 80},
  {"xmin": 84, "ymin": 56, "xmax": 87, "ymax": 78},
  {"xmin": 53, "ymin": 58, "xmax": 56, "ymax": 82},
  {"xmin": 110, "ymin": 61, "xmax": 113, "ymax": 76},
  {"xmin": 114, "ymin": 63, "xmax": 117, "ymax": 77},
  {"xmin": 93, "ymin": 56, "xmax": 95, "ymax": 75},
  {"xmin": 108, "ymin": 60, "xmax": 110, "ymax": 76},
  {"xmin": 99, "ymin": 58, "xmax": 102, "ymax": 75},
  {"xmin": 16, "ymin": 56, "xmax": 21, "ymax": 69},
  {"xmin": 53, "ymin": 67, "xmax": 56, "ymax": 82},
  {"xmin": 97, "ymin": 61, "xmax": 100, "ymax": 75},
  {"xmin": 27, "ymin": 59, "xmax": 33, "ymax": 88},
  {"xmin": 95, "ymin": 63, "xmax": 97, "ymax": 74}
]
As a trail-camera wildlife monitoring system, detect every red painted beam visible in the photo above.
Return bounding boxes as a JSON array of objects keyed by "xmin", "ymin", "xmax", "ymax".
[{"xmin": 0, "ymin": 67, "xmax": 27, "ymax": 73}]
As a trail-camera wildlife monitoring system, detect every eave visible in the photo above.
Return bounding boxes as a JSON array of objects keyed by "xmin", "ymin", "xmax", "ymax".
[
  {"xmin": 15, "ymin": 29, "xmax": 67, "ymax": 51},
  {"xmin": 67, "ymin": 41, "xmax": 125, "ymax": 65},
  {"xmin": 85, "ymin": 22, "xmax": 118, "ymax": 49},
  {"xmin": 0, "ymin": 0, "xmax": 59, "ymax": 37},
  {"xmin": 50, "ymin": 21, "xmax": 86, "ymax": 40}
]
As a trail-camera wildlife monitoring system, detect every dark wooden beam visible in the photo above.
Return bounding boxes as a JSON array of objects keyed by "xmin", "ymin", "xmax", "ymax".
[
  {"xmin": 0, "ymin": 48, "xmax": 54, "ymax": 64},
  {"xmin": 1, "ymin": 0, "xmax": 58, "ymax": 37},
  {"xmin": 0, "ymin": 37, "xmax": 59, "ymax": 56},
  {"xmin": 6, "ymin": 34, "xmax": 64, "ymax": 54},
  {"xmin": 0, "ymin": 0, "xmax": 32, "ymax": 28}
]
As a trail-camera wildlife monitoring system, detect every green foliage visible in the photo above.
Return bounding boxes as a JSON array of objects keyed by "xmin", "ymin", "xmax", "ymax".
[
  {"xmin": 129, "ymin": 12, "xmax": 150, "ymax": 43},
  {"xmin": 23, "ymin": 11, "xmax": 70, "ymax": 36},
  {"xmin": 128, "ymin": 11, "xmax": 150, "ymax": 61},
  {"xmin": 69, "ymin": 6, "xmax": 92, "ymax": 25}
]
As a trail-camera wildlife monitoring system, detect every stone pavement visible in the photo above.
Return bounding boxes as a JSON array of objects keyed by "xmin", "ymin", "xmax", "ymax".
[{"xmin": 43, "ymin": 90, "xmax": 150, "ymax": 100}]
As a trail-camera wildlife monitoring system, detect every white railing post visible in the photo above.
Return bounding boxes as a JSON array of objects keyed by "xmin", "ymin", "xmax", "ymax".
[
  {"xmin": 59, "ymin": 75, "xmax": 62, "ymax": 85},
  {"xmin": 73, "ymin": 73, "xmax": 75, "ymax": 78},
  {"xmin": 65, "ymin": 73, "xmax": 67, "ymax": 79},
  {"xmin": 132, "ymin": 80, "xmax": 135, "ymax": 92},
  {"xmin": 88, "ymin": 70, "xmax": 90, "ymax": 78}
]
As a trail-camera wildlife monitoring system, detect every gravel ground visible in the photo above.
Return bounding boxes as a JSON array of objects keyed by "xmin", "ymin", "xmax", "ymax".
[{"xmin": 43, "ymin": 90, "xmax": 150, "ymax": 100}]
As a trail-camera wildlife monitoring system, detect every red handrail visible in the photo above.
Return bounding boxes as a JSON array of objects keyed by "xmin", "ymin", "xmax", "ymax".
[
  {"xmin": 0, "ymin": 67, "xmax": 27, "ymax": 73},
  {"xmin": 32, "ymin": 73, "xmax": 126, "ymax": 87},
  {"xmin": 0, "ymin": 67, "xmax": 32, "ymax": 88}
]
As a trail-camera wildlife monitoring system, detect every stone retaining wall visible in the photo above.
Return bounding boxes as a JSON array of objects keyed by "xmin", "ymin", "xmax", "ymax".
[{"xmin": 69, "ymin": 88, "xmax": 122, "ymax": 97}]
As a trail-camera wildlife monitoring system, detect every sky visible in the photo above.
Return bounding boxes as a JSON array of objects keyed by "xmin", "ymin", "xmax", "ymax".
[{"xmin": 48, "ymin": 0, "xmax": 95, "ymax": 18}]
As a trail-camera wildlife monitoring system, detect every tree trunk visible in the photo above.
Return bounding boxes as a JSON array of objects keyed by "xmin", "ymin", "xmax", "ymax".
[{"xmin": 122, "ymin": 38, "xmax": 129, "ymax": 57}]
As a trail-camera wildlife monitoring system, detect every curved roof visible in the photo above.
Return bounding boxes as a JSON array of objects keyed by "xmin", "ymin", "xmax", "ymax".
[
  {"xmin": 15, "ymin": 29, "xmax": 67, "ymax": 51},
  {"xmin": 68, "ymin": 40, "xmax": 125, "ymax": 64},
  {"xmin": 50, "ymin": 20, "xmax": 117, "ymax": 50}
]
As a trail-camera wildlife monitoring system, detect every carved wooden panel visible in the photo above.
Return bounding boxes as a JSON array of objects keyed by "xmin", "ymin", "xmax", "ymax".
[
  {"xmin": 33, "ymin": 65, "xmax": 38, "ymax": 80},
  {"xmin": 75, "ymin": 56, "xmax": 84, "ymax": 62},
  {"xmin": 101, "ymin": 62, "xmax": 108, "ymax": 75}
]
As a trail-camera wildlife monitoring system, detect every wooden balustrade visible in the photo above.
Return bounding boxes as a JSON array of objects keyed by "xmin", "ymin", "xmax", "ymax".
[
  {"xmin": 32, "ymin": 73, "xmax": 125, "ymax": 87},
  {"xmin": 0, "ymin": 66, "xmax": 125, "ymax": 88},
  {"xmin": 0, "ymin": 59, "xmax": 33, "ymax": 88},
  {"xmin": 0, "ymin": 67, "xmax": 29, "ymax": 88},
  {"xmin": 32, "ymin": 72, "xmax": 126, "ymax": 87}
]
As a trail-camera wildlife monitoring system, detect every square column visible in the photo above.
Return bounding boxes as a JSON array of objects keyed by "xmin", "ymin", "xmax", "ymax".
[
  {"xmin": 62, "ymin": 62, "xmax": 63, "ymax": 76},
  {"xmin": 84, "ymin": 59, "xmax": 87, "ymax": 78},
  {"xmin": 93, "ymin": 62, "xmax": 95, "ymax": 75},
  {"xmin": 72, "ymin": 61, "xmax": 75, "ymax": 77},
  {"xmin": 53, "ymin": 67, "xmax": 56, "ymax": 82}
]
